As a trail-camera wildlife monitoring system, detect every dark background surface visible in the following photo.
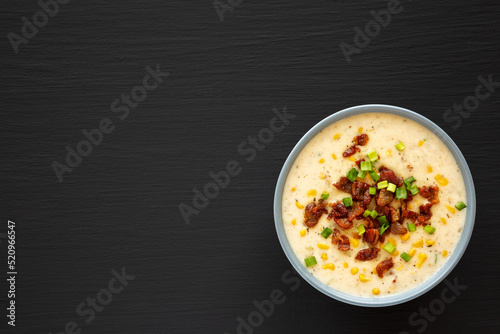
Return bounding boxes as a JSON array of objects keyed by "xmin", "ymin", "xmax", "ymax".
[{"xmin": 1, "ymin": 0, "xmax": 500, "ymax": 333}]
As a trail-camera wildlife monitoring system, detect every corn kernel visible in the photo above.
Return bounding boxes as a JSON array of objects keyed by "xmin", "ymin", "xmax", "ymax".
[
  {"xmin": 343, "ymin": 262, "xmax": 348, "ymax": 268},
  {"xmin": 408, "ymin": 248, "xmax": 417, "ymax": 257},
  {"xmin": 442, "ymin": 250, "xmax": 448, "ymax": 257},
  {"xmin": 372, "ymin": 288, "xmax": 380, "ymax": 295},
  {"xmin": 400, "ymin": 232, "xmax": 411, "ymax": 241},
  {"xmin": 392, "ymin": 250, "xmax": 399, "ymax": 257},
  {"xmin": 351, "ymin": 267, "xmax": 359, "ymax": 275},
  {"xmin": 446, "ymin": 205, "xmax": 456, "ymax": 214},
  {"xmin": 323, "ymin": 263, "xmax": 335, "ymax": 270},
  {"xmin": 359, "ymin": 274, "xmax": 371, "ymax": 282},
  {"xmin": 331, "ymin": 153, "xmax": 337, "ymax": 160},
  {"xmin": 295, "ymin": 201, "xmax": 304, "ymax": 209},
  {"xmin": 426, "ymin": 239, "xmax": 435, "ymax": 246},
  {"xmin": 434, "ymin": 174, "xmax": 449, "ymax": 186},
  {"xmin": 397, "ymin": 265, "xmax": 403, "ymax": 271},
  {"xmin": 438, "ymin": 217, "xmax": 446, "ymax": 225},
  {"xmin": 386, "ymin": 150, "xmax": 392, "ymax": 156},
  {"xmin": 317, "ymin": 243, "xmax": 330, "ymax": 250},
  {"xmin": 307, "ymin": 189, "xmax": 317, "ymax": 197},
  {"xmin": 349, "ymin": 238, "xmax": 360, "ymax": 248},
  {"xmin": 319, "ymin": 173, "xmax": 326, "ymax": 179},
  {"xmin": 418, "ymin": 140, "xmax": 424, "ymax": 146},
  {"xmin": 349, "ymin": 156, "xmax": 356, "ymax": 161},
  {"xmin": 300, "ymin": 229, "xmax": 306, "ymax": 237},
  {"xmin": 413, "ymin": 240, "xmax": 424, "ymax": 248},
  {"xmin": 319, "ymin": 158, "xmax": 325, "ymax": 164},
  {"xmin": 388, "ymin": 237, "xmax": 397, "ymax": 246},
  {"xmin": 321, "ymin": 253, "xmax": 328, "ymax": 260},
  {"xmin": 291, "ymin": 187, "xmax": 296, "ymax": 192},
  {"xmin": 358, "ymin": 127, "xmax": 363, "ymax": 133},
  {"xmin": 334, "ymin": 134, "xmax": 341, "ymax": 140},
  {"xmin": 416, "ymin": 253, "xmax": 427, "ymax": 268},
  {"xmin": 427, "ymin": 165, "xmax": 433, "ymax": 173},
  {"xmin": 291, "ymin": 219, "xmax": 296, "ymax": 225}
]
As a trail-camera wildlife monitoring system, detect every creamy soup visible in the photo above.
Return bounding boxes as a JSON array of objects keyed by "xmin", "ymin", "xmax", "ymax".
[{"xmin": 282, "ymin": 113, "xmax": 467, "ymax": 297}]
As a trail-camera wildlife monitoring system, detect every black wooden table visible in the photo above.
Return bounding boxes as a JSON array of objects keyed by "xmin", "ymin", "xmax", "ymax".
[{"xmin": 1, "ymin": 1, "xmax": 499, "ymax": 333}]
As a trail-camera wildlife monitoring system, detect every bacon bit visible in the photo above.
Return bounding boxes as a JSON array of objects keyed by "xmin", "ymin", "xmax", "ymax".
[
  {"xmin": 352, "ymin": 181, "xmax": 370, "ymax": 200},
  {"xmin": 355, "ymin": 248, "xmax": 381, "ymax": 261},
  {"xmin": 376, "ymin": 205, "xmax": 390, "ymax": 218},
  {"xmin": 376, "ymin": 258, "xmax": 394, "ymax": 278},
  {"xmin": 419, "ymin": 185, "xmax": 440, "ymax": 204},
  {"xmin": 389, "ymin": 207, "xmax": 400, "ymax": 223},
  {"xmin": 390, "ymin": 222, "xmax": 408, "ymax": 235},
  {"xmin": 338, "ymin": 235, "xmax": 351, "ymax": 251},
  {"xmin": 334, "ymin": 217, "xmax": 353, "ymax": 230},
  {"xmin": 364, "ymin": 228, "xmax": 379, "ymax": 245},
  {"xmin": 376, "ymin": 188, "xmax": 394, "ymax": 207},
  {"xmin": 364, "ymin": 217, "xmax": 381, "ymax": 229},
  {"xmin": 342, "ymin": 145, "xmax": 360, "ymax": 157},
  {"xmin": 354, "ymin": 134, "xmax": 369, "ymax": 146},
  {"xmin": 304, "ymin": 199, "xmax": 328, "ymax": 227},
  {"xmin": 417, "ymin": 203, "xmax": 433, "ymax": 225},
  {"xmin": 327, "ymin": 201, "xmax": 348, "ymax": 219},
  {"xmin": 362, "ymin": 189, "xmax": 372, "ymax": 207},
  {"xmin": 401, "ymin": 201, "xmax": 419, "ymax": 222},
  {"xmin": 346, "ymin": 201, "xmax": 364, "ymax": 221},
  {"xmin": 331, "ymin": 228, "xmax": 350, "ymax": 251},
  {"xmin": 379, "ymin": 166, "xmax": 403, "ymax": 187},
  {"xmin": 333, "ymin": 176, "xmax": 353, "ymax": 194}
]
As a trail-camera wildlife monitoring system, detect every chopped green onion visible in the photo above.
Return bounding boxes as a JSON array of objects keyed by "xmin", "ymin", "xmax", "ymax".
[
  {"xmin": 387, "ymin": 183, "xmax": 397, "ymax": 192},
  {"xmin": 407, "ymin": 223, "xmax": 416, "ymax": 232},
  {"xmin": 360, "ymin": 161, "xmax": 373, "ymax": 171},
  {"xmin": 370, "ymin": 210, "xmax": 378, "ymax": 219},
  {"xmin": 455, "ymin": 201, "xmax": 466, "ymax": 211},
  {"xmin": 357, "ymin": 170, "xmax": 367, "ymax": 179},
  {"xmin": 401, "ymin": 252, "xmax": 411, "ymax": 262},
  {"xmin": 369, "ymin": 171, "xmax": 380, "ymax": 182},
  {"xmin": 304, "ymin": 256, "xmax": 317, "ymax": 267},
  {"xmin": 378, "ymin": 216, "xmax": 389, "ymax": 225},
  {"xmin": 321, "ymin": 192, "xmax": 329, "ymax": 200},
  {"xmin": 342, "ymin": 197, "xmax": 353, "ymax": 207},
  {"xmin": 377, "ymin": 180, "xmax": 388, "ymax": 189},
  {"xmin": 435, "ymin": 254, "xmax": 438, "ymax": 264},
  {"xmin": 408, "ymin": 184, "xmax": 419, "ymax": 196},
  {"xmin": 363, "ymin": 210, "xmax": 372, "ymax": 218},
  {"xmin": 403, "ymin": 176, "xmax": 416, "ymax": 188},
  {"xmin": 395, "ymin": 187, "xmax": 408, "ymax": 199},
  {"xmin": 378, "ymin": 216, "xmax": 390, "ymax": 234},
  {"xmin": 395, "ymin": 142, "xmax": 405, "ymax": 151},
  {"xmin": 424, "ymin": 225, "xmax": 436, "ymax": 234},
  {"xmin": 366, "ymin": 149, "xmax": 378, "ymax": 162},
  {"xmin": 357, "ymin": 225, "xmax": 366, "ymax": 235},
  {"xmin": 369, "ymin": 187, "xmax": 376, "ymax": 195},
  {"xmin": 321, "ymin": 227, "xmax": 333, "ymax": 239},
  {"xmin": 346, "ymin": 168, "xmax": 358, "ymax": 182},
  {"xmin": 383, "ymin": 243, "xmax": 396, "ymax": 254}
]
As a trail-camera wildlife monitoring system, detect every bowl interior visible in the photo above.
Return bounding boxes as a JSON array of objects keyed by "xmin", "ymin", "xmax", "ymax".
[{"xmin": 273, "ymin": 104, "xmax": 476, "ymax": 307}]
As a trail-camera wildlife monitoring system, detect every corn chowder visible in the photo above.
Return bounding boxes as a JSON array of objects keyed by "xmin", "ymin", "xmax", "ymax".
[{"xmin": 282, "ymin": 113, "xmax": 467, "ymax": 297}]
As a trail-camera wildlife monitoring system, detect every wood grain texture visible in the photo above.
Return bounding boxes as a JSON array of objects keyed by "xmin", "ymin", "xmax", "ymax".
[{"xmin": 1, "ymin": 0, "xmax": 499, "ymax": 333}]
